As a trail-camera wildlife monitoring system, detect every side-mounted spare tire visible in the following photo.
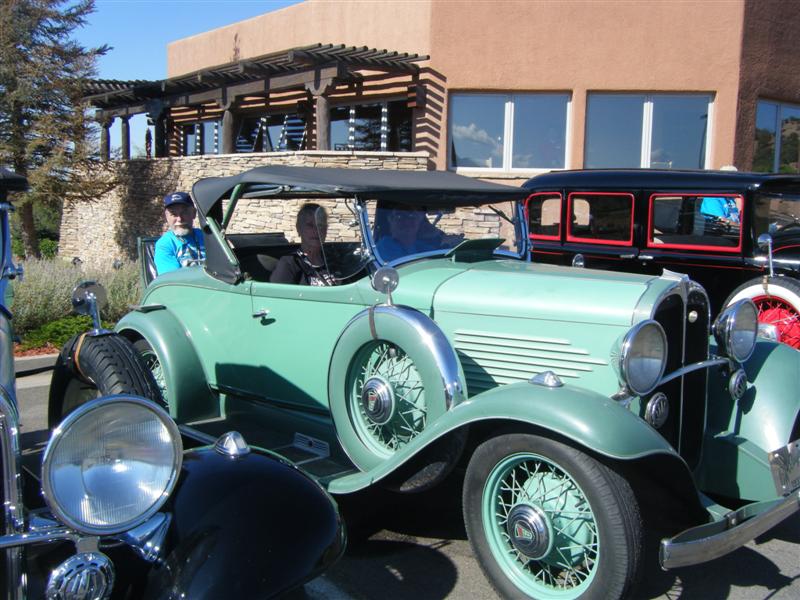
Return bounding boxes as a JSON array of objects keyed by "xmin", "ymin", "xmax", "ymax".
[
  {"xmin": 328, "ymin": 304, "xmax": 468, "ymax": 488},
  {"xmin": 725, "ymin": 275, "xmax": 800, "ymax": 349},
  {"xmin": 48, "ymin": 333, "xmax": 164, "ymax": 428}
]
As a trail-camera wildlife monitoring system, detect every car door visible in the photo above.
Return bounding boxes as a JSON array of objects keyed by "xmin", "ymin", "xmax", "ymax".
[{"xmin": 245, "ymin": 281, "xmax": 368, "ymax": 413}]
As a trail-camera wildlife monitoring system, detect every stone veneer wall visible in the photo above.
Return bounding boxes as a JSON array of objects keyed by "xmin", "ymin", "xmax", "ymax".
[{"xmin": 59, "ymin": 151, "xmax": 429, "ymax": 267}]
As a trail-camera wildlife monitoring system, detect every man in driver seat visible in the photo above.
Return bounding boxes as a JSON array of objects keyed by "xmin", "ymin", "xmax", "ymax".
[{"xmin": 375, "ymin": 203, "xmax": 441, "ymax": 262}]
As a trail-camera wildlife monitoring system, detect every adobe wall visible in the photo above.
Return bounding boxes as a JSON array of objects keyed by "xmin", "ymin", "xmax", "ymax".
[
  {"xmin": 734, "ymin": 0, "xmax": 800, "ymax": 169},
  {"xmin": 59, "ymin": 152, "xmax": 428, "ymax": 268}
]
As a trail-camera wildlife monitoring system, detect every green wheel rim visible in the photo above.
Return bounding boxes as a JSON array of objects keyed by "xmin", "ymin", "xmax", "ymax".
[
  {"xmin": 348, "ymin": 341, "xmax": 427, "ymax": 457},
  {"xmin": 482, "ymin": 452, "xmax": 599, "ymax": 598}
]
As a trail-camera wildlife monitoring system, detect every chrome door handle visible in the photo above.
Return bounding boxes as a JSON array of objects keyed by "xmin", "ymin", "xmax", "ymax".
[
  {"xmin": 639, "ymin": 255, "xmax": 654, "ymax": 261},
  {"xmin": 620, "ymin": 254, "xmax": 636, "ymax": 259},
  {"xmin": 252, "ymin": 309, "xmax": 270, "ymax": 318}
]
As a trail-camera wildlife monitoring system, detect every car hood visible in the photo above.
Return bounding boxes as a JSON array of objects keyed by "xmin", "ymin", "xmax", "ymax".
[{"xmin": 428, "ymin": 259, "xmax": 662, "ymax": 327}]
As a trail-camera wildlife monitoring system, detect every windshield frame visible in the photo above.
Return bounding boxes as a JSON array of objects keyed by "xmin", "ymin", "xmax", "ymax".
[{"xmin": 357, "ymin": 197, "xmax": 530, "ymax": 267}]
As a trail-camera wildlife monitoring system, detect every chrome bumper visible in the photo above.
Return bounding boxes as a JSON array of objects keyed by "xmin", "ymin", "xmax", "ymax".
[{"xmin": 660, "ymin": 489, "xmax": 800, "ymax": 569}]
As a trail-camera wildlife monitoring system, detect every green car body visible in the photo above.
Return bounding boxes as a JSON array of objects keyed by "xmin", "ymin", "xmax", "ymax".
[{"xmin": 113, "ymin": 166, "xmax": 800, "ymax": 599}]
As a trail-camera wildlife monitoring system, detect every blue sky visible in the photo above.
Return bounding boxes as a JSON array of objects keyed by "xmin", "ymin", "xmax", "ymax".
[{"xmin": 76, "ymin": 0, "xmax": 302, "ymax": 155}]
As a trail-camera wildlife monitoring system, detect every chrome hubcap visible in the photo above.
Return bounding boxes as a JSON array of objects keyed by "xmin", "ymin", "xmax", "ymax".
[
  {"xmin": 360, "ymin": 376, "xmax": 395, "ymax": 425},
  {"xmin": 506, "ymin": 504, "xmax": 553, "ymax": 560}
]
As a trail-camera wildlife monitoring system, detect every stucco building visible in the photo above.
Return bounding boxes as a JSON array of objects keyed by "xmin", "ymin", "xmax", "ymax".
[{"xmin": 86, "ymin": 0, "xmax": 800, "ymax": 183}]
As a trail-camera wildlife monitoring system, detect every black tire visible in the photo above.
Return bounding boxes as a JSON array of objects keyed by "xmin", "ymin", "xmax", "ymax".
[
  {"xmin": 463, "ymin": 434, "xmax": 643, "ymax": 600},
  {"xmin": 132, "ymin": 338, "xmax": 168, "ymax": 404},
  {"xmin": 724, "ymin": 276, "xmax": 800, "ymax": 349},
  {"xmin": 48, "ymin": 333, "xmax": 164, "ymax": 428}
]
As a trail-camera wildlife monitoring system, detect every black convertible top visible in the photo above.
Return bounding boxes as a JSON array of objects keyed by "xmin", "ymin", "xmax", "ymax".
[{"xmin": 192, "ymin": 165, "xmax": 528, "ymax": 216}]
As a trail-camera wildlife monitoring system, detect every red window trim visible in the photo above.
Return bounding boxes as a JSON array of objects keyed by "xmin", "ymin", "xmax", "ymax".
[
  {"xmin": 525, "ymin": 192, "xmax": 562, "ymax": 241},
  {"xmin": 646, "ymin": 193, "xmax": 744, "ymax": 253},
  {"xmin": 566, "ymin": 191, "xmax": 635, "ymax": 247}
]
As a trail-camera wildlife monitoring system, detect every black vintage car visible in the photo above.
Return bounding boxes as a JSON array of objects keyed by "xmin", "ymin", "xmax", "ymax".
[
  {"xmin": 523, "ymin": 169, "xmax": 800, "ymax": 348},
  {"xmin": 0, "ymin": 169, "xmax": 345, "ymax": 599}
]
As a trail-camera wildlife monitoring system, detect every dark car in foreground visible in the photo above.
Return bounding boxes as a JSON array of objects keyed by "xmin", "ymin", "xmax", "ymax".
[
  {"xmin": 50, "ymin": 165, "xmax": 800, "ymax": 599},
  {"xmin": 523, "ymin": 169, "xmax": 800, "ymax": 347},
  {"xmin": 0, "ymin": 168, "xmax": 344, "ymax": 599}
]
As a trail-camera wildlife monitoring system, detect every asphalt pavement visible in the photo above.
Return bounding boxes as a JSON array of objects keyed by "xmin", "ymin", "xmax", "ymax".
[{"xmin": 17, "ymin": 357, "xmax": 800, "ymax": 600}]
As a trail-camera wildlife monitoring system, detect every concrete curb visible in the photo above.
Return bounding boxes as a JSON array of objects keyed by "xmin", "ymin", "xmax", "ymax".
[{"xmin": 14, "ymin": 353, "xmax": 59, "ymax": 374}]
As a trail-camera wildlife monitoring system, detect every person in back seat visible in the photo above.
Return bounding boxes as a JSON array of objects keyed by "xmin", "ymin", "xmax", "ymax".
[{"xmin": 270, "ymin": 203, "xmax": 335, "ymax": 286}]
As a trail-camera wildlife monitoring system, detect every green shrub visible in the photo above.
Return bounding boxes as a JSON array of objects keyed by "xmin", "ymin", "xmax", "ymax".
[
  {"xmin": 11, "ymin": 258, "xmax": 142, "ymax": 338},
  {"xmin": 16, "ymin": 315, "xmax": 111, "ymax": 352},
  {"xmin": 39, "ymin": 238, "xmax": 58, "ymax": 259}
]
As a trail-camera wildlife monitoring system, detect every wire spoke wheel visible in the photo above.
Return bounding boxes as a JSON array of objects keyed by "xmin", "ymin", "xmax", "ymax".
[
  {"xmin": 484, "ymin": 452, "xmax": 598, "ymax": 597},
  {"xmin": 464, "ymin": 434, "xmax": 642, "ymax": 600},
  {"xmin": 349, "ymin": 341, "xmax": 427, "ymax": 457},
  {"xmin": 138, "ymin": 345, "xmax": 167, "ymax": 400},
  {"xmin": 752, "ymin": 295, "xmax": 800, "ymax": 349}
]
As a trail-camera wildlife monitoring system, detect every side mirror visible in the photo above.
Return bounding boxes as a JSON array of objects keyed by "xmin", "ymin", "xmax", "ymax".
[
  {"xmin": 371, "ymin": 267, "xmax": 399, "ymax": 305},
  {"xmin": 71, "ymin": 281, "xmax": 109, "ymax": 334}
]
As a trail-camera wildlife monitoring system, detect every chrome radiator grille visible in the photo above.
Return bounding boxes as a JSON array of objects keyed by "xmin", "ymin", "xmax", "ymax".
[
  {"xmin": 454, "ymin": 330, "xmax": 607, "ymax": 394},
  {"xmin": 650, "ymin": 286, "xmax": 709, "ymax": 468}
]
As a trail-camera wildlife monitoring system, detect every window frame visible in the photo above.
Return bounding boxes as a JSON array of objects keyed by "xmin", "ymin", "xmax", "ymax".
[
  {"xmin": 755, "ymin": 99, "xmax": 800, "ymax": 173},
  {"xmin": 329, "ymin": 97, "xmax": 411, "ymax": 152},
  {"xmin": 584, "ymin": 93, "xmax": 713, "ymax": 169},
  {"xmin": 646, "ymin": 193, "xmax": 744, "ymax": 253},
  {"xmin": 448, "ymin": 92, "xmax": 571, "ymax": 174},
  {"xmin": 525, "ymin": 192, "xmax": 563, "ymax": 241},
  {"xmin": 566, "ymin": 191, "xmax": 635, "ymax": 246}
]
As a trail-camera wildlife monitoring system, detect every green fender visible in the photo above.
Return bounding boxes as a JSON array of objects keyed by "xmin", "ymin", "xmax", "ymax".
[
  {"xmin": 699, "ymin": 340, "xmax": 800, "ymax": 502},
  {"xmin": 328, "ymin": 380, "xmax": 684, "ymax": 494},
  {"xmin": 116, "ymin": 308, "xmax": 217, "ymax": 423}
]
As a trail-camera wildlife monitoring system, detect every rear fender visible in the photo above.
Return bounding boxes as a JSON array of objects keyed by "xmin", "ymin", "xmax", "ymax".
[
  {"xmin": 116, "ymin": 309, "xmax": 216, "ymax": 422},
  {"xmin": 143, "ymin": 444, "xmax": 345, "ymax": 600},
  {"xmin": 329, "ymin": 381, "xmax": 684, "ymax": 494}
]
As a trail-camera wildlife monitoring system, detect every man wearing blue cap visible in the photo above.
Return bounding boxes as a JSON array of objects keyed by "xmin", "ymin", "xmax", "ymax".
[{"xmin": 154, "ymin": 192, "xmax": 206, "ymax": 275}]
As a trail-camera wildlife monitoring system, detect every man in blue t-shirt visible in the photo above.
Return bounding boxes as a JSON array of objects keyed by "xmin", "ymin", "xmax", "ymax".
[{"xmin": 154, "ymin": 192, "xmax": 206, "ymax": 275}]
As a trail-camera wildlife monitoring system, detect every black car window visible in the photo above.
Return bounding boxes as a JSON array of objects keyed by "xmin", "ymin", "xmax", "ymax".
[
  {"xmin": 527, "ymin": 193, "xmax": 562, "ymax": 239},
  {"xmin": 648, "ymin": 194, "xmax": 742, "ymax": 251},
  {"xmin": 567, "ymin": 193, "xmax": 633, "ymax": 245},
  {"xmin": 753, "ymin": 193, "xmax": 800, "ymax": 239}
]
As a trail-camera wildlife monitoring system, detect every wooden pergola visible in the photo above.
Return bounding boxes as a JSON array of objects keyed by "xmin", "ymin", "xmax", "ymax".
[{"xmin": 83, "ymin": 43, "xmax": 428, "ymax": 159}]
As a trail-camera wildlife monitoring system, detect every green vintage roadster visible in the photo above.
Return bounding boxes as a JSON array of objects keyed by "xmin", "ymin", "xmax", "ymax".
[{"xmin": 53, "ymin": 166, "xmax": 800, "ymax": 599}]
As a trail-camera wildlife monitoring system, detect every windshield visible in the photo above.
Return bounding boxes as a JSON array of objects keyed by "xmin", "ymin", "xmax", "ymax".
[
  {"xmin": 753, "ymin": 193, "xmax": 800, "ymax": 239},
  {"xmin": 365, "ymin": 199, "xmax": 523, "ymax": 265}
]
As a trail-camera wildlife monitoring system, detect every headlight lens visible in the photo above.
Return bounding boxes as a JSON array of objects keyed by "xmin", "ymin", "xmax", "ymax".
[
  {"xmin": 714, "ymin": 299, "xmax": 758, "ymax": 363},
  {"xmin": 42, "ymin": 396, "xmax": 182, "ymax": 536},
  {"xmin": 621, "ymin": 320, "xmax": 667, "ymax": 396}
]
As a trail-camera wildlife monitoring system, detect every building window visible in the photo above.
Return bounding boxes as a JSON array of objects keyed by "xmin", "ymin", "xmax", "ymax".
[
  {"xmin": 754, "ymin": 100, "xmax": 800, "ymax": 173},
  {"xmin": 585, "ymin": 94, "xmax": 711, "ymax": 169},
  {"xmin": 330, "ymin": 100, "xmax": 411, "ymax": 151},
  {"xmin": 181, "ymin": 121, "xmax": 220, "ymax": 156},
  {"xmin": 236, "ymin": 114, "xmax": 307, "ymax": 153},
  {"xmin": 449, "ymin": 93, "xmax": 569, "ymax": 171}
]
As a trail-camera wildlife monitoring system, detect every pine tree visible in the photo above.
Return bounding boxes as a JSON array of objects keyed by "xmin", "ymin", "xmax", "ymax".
[{"xmin": 0, "ymin": 0, "xmax": 108, "ymax": 257}]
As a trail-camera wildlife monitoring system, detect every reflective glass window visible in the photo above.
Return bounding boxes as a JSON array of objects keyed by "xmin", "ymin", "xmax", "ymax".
[
  {"xmin": 754, "ymin": 101, "xmax": 778, "ymax": 172},
  {"xmin": 568, "ymin": 193, "xmax": 634, "ymax": 243},
  {"xmin": 651, "ymin": 95, "xmax": 709, "ymax": 169},
  {"xmin": 780, "ymin": 105, "xmax": 800, "ymax": 174},
  {"xmin": 527, "ymin": 193, "xmax": 562, "ymax": 239},
  {"xmin": 585, "ymin": 95, "xmax": 644, "ymax": 168},
  {"xmin": 450, "ymin": 94, "xmax": 505, "ymax": 169},
  {"xmin": 512, "ymin": 95, "xmax": 569, "ymax": 169},
  {"xmin": 649, "ymin": 195, "xmax": 742, "ymax": 250}
]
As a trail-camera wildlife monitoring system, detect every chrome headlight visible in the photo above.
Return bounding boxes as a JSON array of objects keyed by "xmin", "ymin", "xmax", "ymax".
[
  {"xmin": 620, "ymin": 320, "xmax": 667, "ymax": 396},
  {"xmin": 713, "ymin": 299, "xmax": 758, "ymax": 363},
  {"xmin": 42, "ymin": 396, "xmax": 182, "ymax": 536}
]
